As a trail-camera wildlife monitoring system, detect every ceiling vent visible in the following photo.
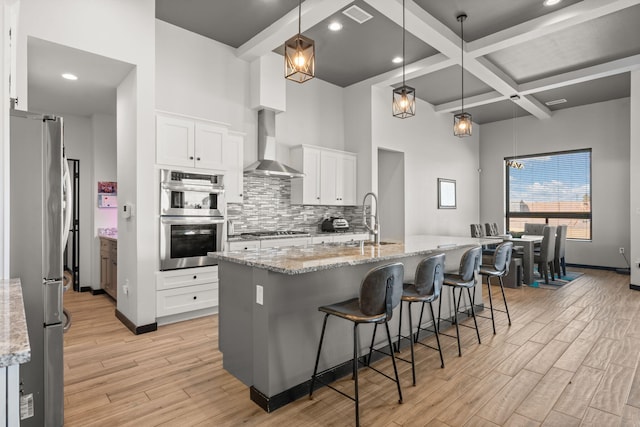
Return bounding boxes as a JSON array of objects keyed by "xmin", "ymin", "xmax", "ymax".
[
  {"xmin": 342, "ymin": 5, "xmax": 373, "ymax": 24},
  {"xmin": 545, "ymin": 98, "xmax": 567, "ymax": 106}
]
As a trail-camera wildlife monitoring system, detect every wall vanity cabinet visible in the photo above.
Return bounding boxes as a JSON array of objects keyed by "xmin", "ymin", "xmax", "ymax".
[
  {"xmin": 100, "ymin": 237, "xmax": 117, "ymax": 300},
  {"xmin": 290, "ymin": 145, "xmax": 357, "ymax": 206}
]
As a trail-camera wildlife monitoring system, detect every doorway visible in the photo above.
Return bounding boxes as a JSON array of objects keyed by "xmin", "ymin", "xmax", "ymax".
[{"xmin": 378, "ymin": 149, "xmax": 405, "ymax": 241}]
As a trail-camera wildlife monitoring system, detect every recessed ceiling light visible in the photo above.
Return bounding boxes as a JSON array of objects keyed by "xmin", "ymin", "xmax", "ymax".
[
  {"xmin": 328, "ymin": 21, "xmax": 343, "ymax": 31},
  {"xmin": 62, "ymin": 73, "xmax": 78, "ymax": 81},
  {"xmin": 545, "ymin": 98, "xmax": 567, "ymax": 106},
  {"xmin": 543, "ymin": 0, "xmax": 562, "ymax": 6},
  {"xmin": 392, "ymin": 56, "xmax": 403, "ymax": 64}
]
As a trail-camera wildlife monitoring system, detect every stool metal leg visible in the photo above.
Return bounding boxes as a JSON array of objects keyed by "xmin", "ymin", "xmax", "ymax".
[
  {"xmin": 486, "ymin": 276, "xmax": 496, "ymax": 334},
  {"xmin": 367, "ymin": 323, "xmax": 378, "ymax": 367},
  {"xmin": 499, "ymin": 276, "xmax": 512, "ymax": 325},
  {"xmin": 466, "ymin": 287, "xmax": 481, "ymax": 344},
  {"xmin": 453, "ymin": 287, "xmax": 462, "ymax": 356},
  {"xmin": 310, "ymin": 313, "xmax": 330, "ymax": 399},
  {"xmin": 407, "ymin": 303, "xmax": 415, "ymax": 386},
  {"xmin": 415, "ymin": 302, "xmax": 425, "ymax": 343},
  {"xmin": 429, "ymin": 302, "xmax": 445, "ymax": 368},
  {"xmin": 353, "ymin": 323, "xmax": 360, "ymax": 427},
  {"xmin": 396, "ymin": 301, "xmax": 404, "ymax": 353},
  {"xmin": 384, "ymin": 321, "xmax": 403, "ymax": 403}
]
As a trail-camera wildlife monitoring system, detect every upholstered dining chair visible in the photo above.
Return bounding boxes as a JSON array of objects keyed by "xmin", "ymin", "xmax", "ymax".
[
  {"xmin": 533, "ymin": 226, "xmax": 556, "ymax": 284},
  {"xmin": 554, "ymin": 225, "xmax": 568, "ymax": 277}
]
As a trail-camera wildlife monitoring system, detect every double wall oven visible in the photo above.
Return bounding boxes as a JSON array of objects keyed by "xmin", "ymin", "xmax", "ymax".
[{"xmin": 160, "ymin": 169, "xmax": 225, "ymax": 270}]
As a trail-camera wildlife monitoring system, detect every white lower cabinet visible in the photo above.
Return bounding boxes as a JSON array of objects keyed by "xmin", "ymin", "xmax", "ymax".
[
  {"xmin": 156, "ymin": 266, "xmax": 218, "ymax": 320},
  {"xmin": 260, "ymin": 237, "xmax": 310, "ymax": 248},
  {"xmin": 332, "ymin": 233, "xmax": 370, "ymax": 243},
  {"xmin": 227, "ymin": 240, "xmax": 260, "ymax": 251}
]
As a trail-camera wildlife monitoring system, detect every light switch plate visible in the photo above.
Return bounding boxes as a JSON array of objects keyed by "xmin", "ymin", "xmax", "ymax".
[{"xmin": 256, "ymin": 285, "xmax": 263, "ymax": 305}]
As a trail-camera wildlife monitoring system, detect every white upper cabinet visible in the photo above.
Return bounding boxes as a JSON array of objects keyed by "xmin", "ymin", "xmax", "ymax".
[
  {"xmin": 156, "ymin": 113, "xmax": 234, "ymax": 172},
  {"xmin": 225, "ymin": 132, "xmax": 245, "ymax": 204},
  {"xmin": 194, "ymin": 122, "xmax": 227, "ymax": 170},
  {"xmin": 156, "ymin": 115, "xmax": 195, "ymax": 168},
  {"xmin": 290, "ymin": 145, "xmax": 357, "ymax": 206}
]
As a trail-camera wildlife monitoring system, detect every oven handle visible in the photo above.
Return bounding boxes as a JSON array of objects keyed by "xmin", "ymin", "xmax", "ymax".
[
  {"xmin": 161, "ymin": 182, "xmax": 225, "ymax": 194},
  {"xmin": 160, "ymin": 216, "xmax": 225, "ymax": 225}
]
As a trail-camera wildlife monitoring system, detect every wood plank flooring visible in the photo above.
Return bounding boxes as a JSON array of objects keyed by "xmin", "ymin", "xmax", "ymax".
[{"xmin": 63, "ymin": 269, "xmax": 640, "ymax": 426}]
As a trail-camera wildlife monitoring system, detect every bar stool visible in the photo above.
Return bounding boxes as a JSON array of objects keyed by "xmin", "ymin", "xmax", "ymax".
[
  {"xmin": 438, "ymin": 246, "xmax": 482, "ymax": 357},
  {"xmin": 309, "ymin": 262, "xmax": 404, "ymax": 427},
  {"xmin": 478, "ymin": 241, "xmax": 513, "ymax": 334},
  {"xmin": 395, "ymin": 253, "xmax": 445, "ymax": 386}
]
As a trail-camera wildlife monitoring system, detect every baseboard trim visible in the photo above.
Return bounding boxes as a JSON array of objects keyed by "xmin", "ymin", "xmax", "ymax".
[
  {"xmin": 115, "ymin": 309, "xmax": 158, "ymax": 335},
  {"xmin": 630, "ymin": 284, "xmax": 640, "ymax": 291},
  {"xmin": 566, "ymin": 263, "xmax": 618, "ymax": 271},
  {"xmin": 91, "ymin": 288, "xmax": 106, "ymax": 295},
  {"xmin": 79, "ymin": 286, "xmax": 93, "ymax": 293}
]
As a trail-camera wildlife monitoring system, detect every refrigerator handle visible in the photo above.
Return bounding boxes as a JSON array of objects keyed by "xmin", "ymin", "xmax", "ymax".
[{"xmin": 62, "ymin": 157, "xmax": 73, "ymax": 250}]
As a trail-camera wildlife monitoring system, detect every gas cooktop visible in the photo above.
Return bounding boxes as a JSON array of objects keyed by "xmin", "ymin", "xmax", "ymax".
[{"xmin": 240, "ymin": 230, "xmax": 310, "ymax": 238}]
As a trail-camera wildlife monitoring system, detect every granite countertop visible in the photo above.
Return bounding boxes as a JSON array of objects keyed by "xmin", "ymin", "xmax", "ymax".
[
  {"xmin": 0, "ymin": 279, "xmax": 31, "ymax": 367},
  {"xmin": 226, "ymin": 229, "xmax": 368, "ymax": 242},
  {"xmin": 98, "ymin": 228, "xmax": 118, "ymax": 240},
  {"xmin": 209, "ymin": 235, "xmax": 496, "ymax": 275}
]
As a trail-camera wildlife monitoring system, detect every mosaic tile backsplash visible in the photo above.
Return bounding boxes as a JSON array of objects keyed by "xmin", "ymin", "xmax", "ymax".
[{"xmin": 227, "ymin": 176, "xmax": 365, "ymax": 234}]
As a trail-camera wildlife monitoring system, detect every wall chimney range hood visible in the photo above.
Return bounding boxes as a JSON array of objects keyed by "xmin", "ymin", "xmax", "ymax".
[{"xmin": 244, "ymin": 109, "xmax": 304, "ymax": 178}]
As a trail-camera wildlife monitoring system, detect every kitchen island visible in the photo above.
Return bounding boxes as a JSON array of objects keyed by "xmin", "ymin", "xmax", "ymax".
[{"xmin": 208, "ymin": 235, "xmax": 494, "ymax": 412}]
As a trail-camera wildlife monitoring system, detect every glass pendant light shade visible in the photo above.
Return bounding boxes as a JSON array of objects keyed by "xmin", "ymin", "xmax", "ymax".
[
  {"xmin": 285, "ymin": 0, "xmax": 315, "ymax": 83},
  {"xmin": 453, "ymin": 112, "xmax": 472, "ymax": 137},
  {"xmin": 392, "ymin": 0, "xmax": 415, "ymax": 118},
  {"xmin": 507, "ymin": 95, "xmax": 524, "ymax": 169},
  {"xmin": 393, "ymin": 85, "xmax": 416, "ymax": 118},
  {"xmin": 454, "ymin": 13, "xmax": 472, "ymax": 137}
]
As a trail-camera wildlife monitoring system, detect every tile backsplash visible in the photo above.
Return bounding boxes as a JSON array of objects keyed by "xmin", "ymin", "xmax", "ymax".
[{"xmin": 227, "ymin": 176, "xmax": 365, "ymax": 234}]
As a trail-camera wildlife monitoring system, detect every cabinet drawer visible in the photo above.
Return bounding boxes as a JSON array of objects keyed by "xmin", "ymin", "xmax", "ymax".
[
  {"xmin": 156, "ymin": 266, "xmax": 218, "ymax": 291},
  {"xmin": 260, "ymin": 237, "xmax": 310, "ymax": 248},
  {"xmin": 156, "ymin": 283, "xmax": 218, "ymax": 317},
  {"xmin": 228, "ymin": 240, "xmax": 260, "ymax": 251}
]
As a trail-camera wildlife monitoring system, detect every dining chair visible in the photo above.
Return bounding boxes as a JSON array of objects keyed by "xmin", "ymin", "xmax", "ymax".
[{"xmin": 533, "ymin": 226, "xmax": 556, "ymax": 284}]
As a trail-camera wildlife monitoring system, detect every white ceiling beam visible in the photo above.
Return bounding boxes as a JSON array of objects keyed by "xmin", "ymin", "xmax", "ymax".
[
  {"xmin": 366, "ymin": 53, "xmax": 455, "ymax": 88},
  {"xmin": 364, "ymin": 0, "xmax": 552, "ymax": 119},
  {"xmin": 468, "ymin": 0, "xmax": 640, "ymax": 58},
  {"xmin": 519, "ymin": 54, "xmax": 640, "ymax": 95},
  {"xmin": 435, "ymin": 91, "xmax": 505, "ymax": 113},
  {"xmin": 236, "ymin": 0, "xmax": 352, "ymax": 61}
]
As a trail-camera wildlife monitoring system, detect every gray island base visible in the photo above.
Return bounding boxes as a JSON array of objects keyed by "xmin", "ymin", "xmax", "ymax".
[{"xmin": 209, "ymin": 235, "xmax": 494, "ymax": 412}]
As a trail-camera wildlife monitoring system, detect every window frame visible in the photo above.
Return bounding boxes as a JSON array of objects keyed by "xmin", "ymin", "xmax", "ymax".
[{"xmin": 505, "ymin": 148, "xmax": 592, "ymax": 241}]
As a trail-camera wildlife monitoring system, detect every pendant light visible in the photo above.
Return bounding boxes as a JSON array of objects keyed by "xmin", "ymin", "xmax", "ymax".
[
  {"xmin": 507, "ymin": 95, "xmax": 524, "ymax": 169},
  {"xmin": 453, "ymin": 13, "xmax": 472, "ymax": 137},
  {"xmin": 285, "ymin": 0, "xmax": 315, "ymax": 83},
  {"xmin": 392, "ymin": 0, "xmax": 415, "ymax": 118}
]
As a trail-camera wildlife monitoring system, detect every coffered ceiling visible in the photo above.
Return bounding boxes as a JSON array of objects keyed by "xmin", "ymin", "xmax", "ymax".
[{"xmin": 156, "ymin": 0, "xmax": 640, "ymax": 124}]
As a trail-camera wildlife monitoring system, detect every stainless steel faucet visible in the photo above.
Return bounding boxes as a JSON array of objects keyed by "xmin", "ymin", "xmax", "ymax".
[{"xmin": 362, "ymin": 192, "xmax": 380, "ymax": 244}]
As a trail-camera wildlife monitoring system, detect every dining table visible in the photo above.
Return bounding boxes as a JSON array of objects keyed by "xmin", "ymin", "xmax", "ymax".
[{"xmin": 482, "ymin": 235, "xmax": 544, "ymax": 285}]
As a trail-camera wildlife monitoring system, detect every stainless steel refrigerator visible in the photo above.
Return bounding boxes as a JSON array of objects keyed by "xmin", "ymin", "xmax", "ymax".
[{"xmin": 10, "ymin": 109, "xmax": 71, "ymax": 427}]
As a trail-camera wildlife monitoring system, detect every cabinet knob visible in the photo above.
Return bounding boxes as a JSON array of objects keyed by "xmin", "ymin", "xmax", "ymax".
[
  {"xmin": 193, "ymin": 275, "xmax": 197, "ymax": 279},
  {"xmin": 239, "ymin": 193, "xmax": 243, "ymax": 197},
  {"xmin": 316, "ymin": 197, "xmax": 320, "ymax": 200},
  {"xmin": 189, "ymin": 156, "xmax": 194, "ymax": 160},
  {"xmin": 193, "ymin": 296, "xmax": 197, "ymax": 300},
  {"xmin": 197, "ymin": 157, "xmax": 201, "ymax": 161}
]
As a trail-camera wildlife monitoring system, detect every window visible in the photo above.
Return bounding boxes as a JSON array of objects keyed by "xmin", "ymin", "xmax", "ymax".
[{"xmin": 506, "ymin": 149, "xmax": 591, "ymax": 240}]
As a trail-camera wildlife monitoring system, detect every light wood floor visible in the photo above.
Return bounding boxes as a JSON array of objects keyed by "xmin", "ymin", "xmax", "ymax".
[{"xmin": 64, "ymin": 269, "xmax": 640, "ymax": 426}]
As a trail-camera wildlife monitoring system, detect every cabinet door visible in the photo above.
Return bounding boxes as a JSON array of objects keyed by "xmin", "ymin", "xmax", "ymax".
[
  {"xmin": 100, "ymin": 254, "xmax": 109, "ymax": 289},
  {"xmin": 291, "ymin": 146, "xmax": 321, "ymax": 205},
  {"xmin": 109, "ymin": 246, "xmax": 118, "ymax": 300},
  {"xmin": 195, "ymin": 123, "xmax": 227, "ymax": 170},
  {"xmin": 156, "ymin": 115, "xmax": 195, "ymax": 167},
  {"xmin": 320, "ymin": 150, "xmax": 339, "ymax": 205},
  {"xmin": 338, "ymin": 153, "xmax": 357, "ymax": 205},
  {"xmin": 225, "ymin": 133, "xmax": 244, "ymax": 204},
  {"xmin": 260, "ymin": 237, "xmax": 310, "ymax": 248}
]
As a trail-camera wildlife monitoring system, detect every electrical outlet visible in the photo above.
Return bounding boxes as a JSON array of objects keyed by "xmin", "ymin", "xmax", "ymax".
[
  {"xmin": 123, "ymin": 279, "xmax": 129, "ymax": 295},
  {"xmin": 619, "ymin": 247, "xmax": 625, "ymax": 254},
  {"xmin": 256, "ymin": 285, "xmax": 263, "ymax": 305}
]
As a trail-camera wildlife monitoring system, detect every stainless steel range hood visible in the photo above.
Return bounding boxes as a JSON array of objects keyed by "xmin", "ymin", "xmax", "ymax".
[{"xmin": 243, "ymin": 109, "xmax": 304, "ymax": 178}]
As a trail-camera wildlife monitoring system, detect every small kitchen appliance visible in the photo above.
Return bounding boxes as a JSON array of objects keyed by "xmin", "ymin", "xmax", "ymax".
[{"xmin": 321, "ymin": 217, "xmax": 350, "ymax": 232}]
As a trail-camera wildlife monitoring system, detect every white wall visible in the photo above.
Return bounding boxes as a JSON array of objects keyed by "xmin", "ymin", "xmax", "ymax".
[
  {"xmin": 16, "ymin": 0, "xmax": 156, "ymax": 327},
  {"xmin": 58, "ymin": 114, "xmax": 93, "ymax": 289},
  {"xmin": 630, "ymin": 71, "xmax": 640, "ymax": 285},
  {"xmin": 371, "ymin": 85, "xmax": 481, "ymax": 237},
  {"xmin": 480, "ymin": 98, "xmax": 631, "ymax": 268},
  {"xmin": 92, "ymin": 113, "xmax": 117, "ymax": 291}
]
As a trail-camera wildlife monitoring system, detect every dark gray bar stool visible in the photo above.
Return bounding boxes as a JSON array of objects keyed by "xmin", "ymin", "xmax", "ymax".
[
  {"xmin": 438, "ymin": 246, "xmax": 482, "ymax": 357},
  {"xmin": 478, "ymin": 241, "xmax": 513, "ymax": 334},
  {"xmin": 395, "ymin": 253, "xmax": 446, "ymax": 386},
  {"xmin": 309, "ymin": 262, "xmax": 404, "ymax": 427}
]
